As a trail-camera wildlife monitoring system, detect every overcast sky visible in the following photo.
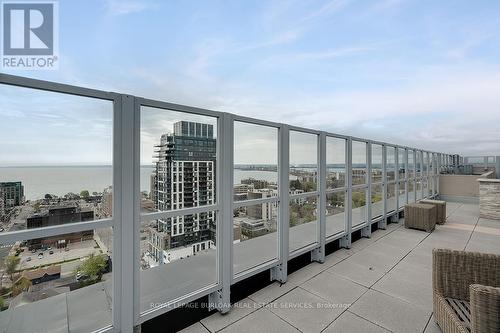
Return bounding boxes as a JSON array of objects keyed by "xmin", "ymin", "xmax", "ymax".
[{"xmin": 1, "ymin": 0, "xmax": 500, "ymax": 166}]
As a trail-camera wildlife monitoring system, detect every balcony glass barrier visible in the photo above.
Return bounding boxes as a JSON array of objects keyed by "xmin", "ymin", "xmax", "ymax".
[
  {"xmin": 408, "ymin": 149, "xmax": 415, "ymax": 179},
  {"xmin": 467, "ymin": 157, "xmax": 485, "ymax": 165},
  {"xmin": 0, "ymin": 74, "xmax": 451, "ymax": 332},
  {"xmin": 408, "ymin": 180, "xmax": 415, "ymax": 203},
  {"xmin": 371, "ymin": 144, "xmax": 383, "ymax": 183},
  {"xmin": 423, "ymin": 179, "xmax": 429, "ymax": 198},
  {"xmin": 398, "ymin": 181, "xmax": 407, "ymax": 208},
  {"xmin": 387, "ymin": 183, "xmax": 397, "ymax": 213},
  {"xmin": 416, "ymin": 180, "xmax": 423, "ymax": 200},
  {"xmin": 0, "ymin": 85, "xmax": 113, "ymax": 226},
  {"xmin": 352, "ymin": 141, "xmax": 367, "ymax": 186},
  {"xmin": 387, "ymin": 146, "xmax": 396, "ymax": 182},
  {"xmin": 0, "ymin": 228, "xmax": 113, "ymax": 332},
  {"xmin": 325, "ymin": 191, "xmax": 346, "ymax": 238},
  {"xmin": 140, "ymin": 107, "xmax": 218, "ymax": 214},
  {"xmin": 140, "ymin": 213, "xmax": 217, "ymax": 314},
  {"xmin": 139, "ymin": 106, "xmax": 219, "ymax": 315},
  {"xmin": 352, "ymin": 188, "xmax": 367, "ymax": 228},
  {"xmin": 398, "ymin": 148, "xmax": 406, "ymax": 180},
  {"xmin": 326, "ymin": 137, "xmax": 346, "ymax": 189},
  {"xmin": 416, "ymin": 151, "xmax": 423, "ymax": 178},
  {"xmin": 289, "ymin": 195, "xmax": 318, "ymax": 253},
  {"xmin": 233, "ymin": 202, "xmax": 278, "ymax": 276},
  {"xmin": 423, "ymin": 152, "xmax": 429, "ymax": 176},
  {"xmin": 371, "ymin": 184, "xmax": 383, "ymax": 219},
  {"xmin": 289, "ymin": 131, "xmax": 317, "ymax": 193},
  {"xmin": 233, "ymin": 122, "xmax": 278, "ymax": 202}
]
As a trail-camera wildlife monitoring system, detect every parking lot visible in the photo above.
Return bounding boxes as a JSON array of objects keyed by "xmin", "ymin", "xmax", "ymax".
[{"xmin": 17, "ymin": 239, "xmax": 103, "ymax": 270}]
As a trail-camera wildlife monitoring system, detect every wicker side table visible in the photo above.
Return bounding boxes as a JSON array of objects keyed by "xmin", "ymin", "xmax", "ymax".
[
  {"xmin": 404, "ymin": 203, "xmax": 437, "ymax": 232},
  {"xmin": 420, "ymin": 199, "xmax": 447, "ymax": 224}
]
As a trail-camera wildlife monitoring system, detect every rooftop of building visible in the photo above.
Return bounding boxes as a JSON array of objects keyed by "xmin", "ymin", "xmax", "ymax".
[
  {"xmin": 1, "ymin": 199, "xmax": 499, "ymax": 333},
  {"xmin": 180, "ymin": 200, "xmax": 500, "ymax": 333}
]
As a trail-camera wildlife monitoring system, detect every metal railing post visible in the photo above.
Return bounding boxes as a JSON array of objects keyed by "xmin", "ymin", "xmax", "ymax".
[
  {"xmin": 271, "ymin": 124, "xmax": 289, "ymax": 282},
  {"xmin": 380, "ymin": 145, "xmax": 387, "ymax": 229},
  {"xmin": 362, "ymin": 142, "xmax": 372, "ymax": 238},
  {"xmin": 115, "ymin": 94, "xmax": 138, "ymax": 333},
  {"xmin": 208, "ymin": 113, "xmax": 232, "ymax": 313},
  {"xmin": 340, "ymin": 138, "xmax": 352, "ymax": 248},
  {"xmin": 312, "ymin": 132, "xmax": 326, "ymax": 263}
]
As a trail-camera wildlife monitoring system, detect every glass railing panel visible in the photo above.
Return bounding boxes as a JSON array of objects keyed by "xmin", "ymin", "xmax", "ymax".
[
  {"xmin": 0, "ymin": 228, "xmax": 113, "ymax": 332},
  {"xmin": 371, "ymin": 144, "xmax": 383, "ymax": 183},
  {"xmin": 371, "ymin": 184, "xmax": 383, "ymax": 219},
  {"xmin": 140, "ymin": 212, "xmax": 217, "ymax": 314},
  {"xmin": 326, "ymin": 137, "xmax": 346, "ymax": 189},
  {"xmin": 326, "ymin": 191, "xmax": 346, "ymax": 238},
  {"xmin": 408, "ymin": 180, "xmax": 415, "ymax": 203},
  {"xmin": 386, "ymin": 146, "xmax": 396, "ymax": 182},
  {"xmin": 140, "ymin": 107, "xmax": 218, "ymax": 215},
  {"xmin": 352, "ymin": 188, "xmax": 367, "ymax": 228},
  {"xmin": 233, "ymin": 203, "xmax": 278, "ymax": 275},
  {"xmin": 387, "ymin": 182, "xmax": 397, "ymax": 213},
  {"xmin": 398, "ymin": 181, "xmax": 407, "ymax": 208},
  {"xmin": 289, "ymin": 131, "xmax": 318, "ymax": 193},
  {"xmin": 289, "ymin": 195, "xmax": 318, "ymax": 253},
  {"xmin": 233, "ymin": 122, "xmax": 278, "ymax": 202},
  {"xmin": 0, "ymin": 85, "xmax": 113, "ymax": 228},
  {"xmin": 398, "ymin": 148, "xmax": 406, "ymax": 180},
  {"xmin": 352, "ymin": 141, "xmax": 367, "ymax": 186},
  {"xmin": 408, "ymin": 150, "xmax": 415, "ymax": 179},
  {"xmin": 416, "ymin": 180, "xmax": 423, "ymax": 200}
]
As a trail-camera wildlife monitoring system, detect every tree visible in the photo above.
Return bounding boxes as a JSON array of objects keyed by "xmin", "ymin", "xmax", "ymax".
[
  {"xmin": 76, "ymin": 254, "xmax": 107, "ymax": 282},
  {"xmin": 11, "ymin": 276, "xmax": 31, "ymax": 297},
  {"xmin": 80, "ymin": 190, "xmax": 90, "ymax": 200},
  {"xmin": 44, "ymin": 194, "xmax": 53, "ymax": 200},
  {"xmin": 5, "ymin": 256, "xmax": 20, "ymax": 282},
  {"xmin": 0, "ymin": 295, "xmax": 4, "ymax": 310}
]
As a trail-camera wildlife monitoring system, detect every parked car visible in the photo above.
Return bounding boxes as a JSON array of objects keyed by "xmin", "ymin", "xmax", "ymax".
[
  {"xmin": 38, "ymin": 253, "xmax": 43, "ymax": 259},
  {"xmin": 49, "ymin": 250, "xmax": 54, "ymax": 255},
  {"xmin": 26, "ymin": 256, "xmax": 31, "ymax": 262},
  {"xmin": 31, "ymin": 249, "xmax": 36, "ymax": 254},
  {"xmin": 47, "ymin": 247, "xmax": 52, "ymax": 251}
]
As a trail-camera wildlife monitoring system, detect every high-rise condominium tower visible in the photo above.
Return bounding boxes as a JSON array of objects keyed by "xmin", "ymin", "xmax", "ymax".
[{"xmin": 148, "ymin": 121, "xmax": 216, "ymax": 265}]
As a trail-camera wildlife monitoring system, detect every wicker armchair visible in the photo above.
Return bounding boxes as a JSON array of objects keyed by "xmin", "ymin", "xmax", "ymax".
[{"xmin": 432, "ymin": 249, "xmax": 500, "ymax": 333}]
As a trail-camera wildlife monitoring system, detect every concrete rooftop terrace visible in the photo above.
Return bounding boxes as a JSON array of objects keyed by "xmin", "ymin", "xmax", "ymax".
[{"xmin": 180, "ymin": 200, "xmax": 500, "ymax": 333}]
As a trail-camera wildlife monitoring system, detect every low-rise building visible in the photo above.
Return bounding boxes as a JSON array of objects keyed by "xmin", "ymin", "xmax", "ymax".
[{"xmin": 26, "ymin": 206, "xmax": 94, "ymax": 249}]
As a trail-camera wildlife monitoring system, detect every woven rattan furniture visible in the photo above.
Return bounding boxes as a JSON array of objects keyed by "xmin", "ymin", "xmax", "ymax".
[
  {"xmin": 420, "ymin": 199, "xmax": 447, "ymax": 224},
  {"xmin": 433, "ymin": 249, "xmax": 500, "ymax": 333},
  {"xmin": 404, "ymin": 203, "xmax": 436, "ymax": 232}
]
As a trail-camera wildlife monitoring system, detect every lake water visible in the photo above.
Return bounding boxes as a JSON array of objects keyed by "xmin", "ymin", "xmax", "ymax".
[{"xmin": 0, "ymin": 166, "xmax": 286, "ymax": 200}]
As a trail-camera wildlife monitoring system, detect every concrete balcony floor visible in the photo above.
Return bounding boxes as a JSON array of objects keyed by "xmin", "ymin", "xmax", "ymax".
[{"xmin": 182, "ymin": 201, "xmax": 500, "ymax": 333}]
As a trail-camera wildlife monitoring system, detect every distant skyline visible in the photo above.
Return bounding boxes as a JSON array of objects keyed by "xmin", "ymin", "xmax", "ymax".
[{"xmin": 1, "ymin": 0, "xmax": 500, "ymax": 165}]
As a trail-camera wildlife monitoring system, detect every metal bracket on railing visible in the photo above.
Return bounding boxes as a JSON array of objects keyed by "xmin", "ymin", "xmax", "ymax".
[
  {"xmin": 270, "ymin": 264, "xmax": 287, "ymax": 283},
  {"xmin": 208, "ymin": 289, "xmax": 230, "ymax": 314},
  {"xmin": 339, "ymin": 234, "xmax": 351, "ymax": 249},
  {"xmin": 311, "ymin": 247, "xmax": 325, "ymax": 263},
  {"xmin": 361, "ymin": 225, "xmax": 371, "ymax": 238},
  {"xmin": 378, "ymin": 219, "xmax": 387, "ymax": 230}
]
